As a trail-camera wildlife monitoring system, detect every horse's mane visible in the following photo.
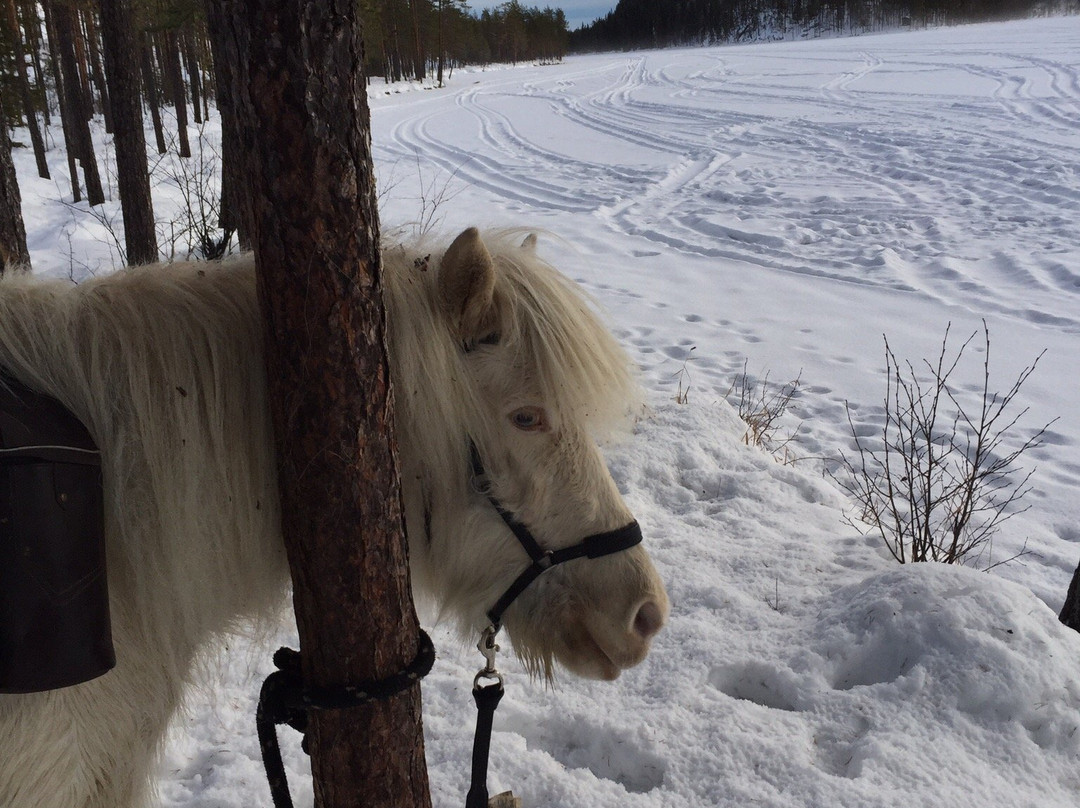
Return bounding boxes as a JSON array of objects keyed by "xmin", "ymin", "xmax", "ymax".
[
  {"xmin": 0, "ymin": 260, "xmax": 285, "ymax": 667},
  {"xmin": 383, "ymin": 227, "xmax": 641, "ymax": 484},
  {"xmin": 0, "ymin": 230, "xmax": 640, "ymax": 645},
  {"xmin": 0, "ymin": 235, "xmax": 655, "ymax": 807},
  {"xmin": 382, "ymin": 229, "xmax": 642, "ymax": 616}
]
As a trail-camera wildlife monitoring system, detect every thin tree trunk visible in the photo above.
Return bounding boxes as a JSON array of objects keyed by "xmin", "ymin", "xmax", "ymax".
[
  {"xmin": 206, "ymin": 0, "xmax": 432, "ymax": 804},
  {"xmin": 5, "ymin": 0, "xmax": 49, "ymax": 179},
  {"xmin": 0, "ymin": 105, "xmax": 31, "ymax": 273},
  {"xmin": 163, "ymin": 30, "xmax": 190, "ymax": 157},
  {"xmin": 43, "ymin": 0, "xmax": 81, "ymax": 201},
  {"xmin": 437, "ymin": 0, "xmax": 444, "ymax": 87},
  {"xmin": 82, "ymin": 8, "xmax": 112, "ymax": 133},
  {"xmin": 99, "ymin": 0, "xmax": 157, "ymax": 265},
  {"xmin": 409, "ymin": 0, "xmax": 425, "ymax": 81},
  {"xmin": 71, "ymin": 6, "xmax": 92, "ymax": 115},
  {"xmin": 1060, "ymin": 560, "xmax": 1080, "ymax": 633},
  {"xmin": 183, "ymin": 30, "xmax": 202, "ymax": 125},
  {"xmin": 203, "ymin": 3, "xmax": 249, "ymax": 248},
  {"xmin": 140, "ymin": 40, "xmax": 167, "ymax": 155},
  {"xmin": 391, "ymin": 24, "xmax": 403, "ymax": 83},
  {"xmin": 20, "ymin": 0, "xmax": 50, "ymax": 126},
  {"xmin": 52, "ymin": 0, "xmax": 105, "ymax": 205},
  {"xmin": 199, "ymin": 27, "xmax": 211, "ymax": 121}
]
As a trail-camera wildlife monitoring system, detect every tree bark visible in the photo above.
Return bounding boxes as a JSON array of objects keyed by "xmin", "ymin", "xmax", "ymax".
[
  {"xmin": 437, "ymin": 0, "xmax": 444, "ymax": 87},
  {"xmin": 98, "ymin": 0, "xmax": 157, "ymax": 265},
  {"xmin": 82, "ymin": 8, "xmax": 112, "ymax": 133},
  {"xmin": 162, "ymin": 30, "xmax": 190, "ymax": 157},
  {"xmin": 5, "ymin": 0, "xmax": 50, "ymax": 179},
  {"xmin": 70, "ymin": 5, "xmax": 93, "ymax": 114},
  {"xmin": 42, "ymin": 0, "xmax": 81, "ymax": 201},
  {"xmin": 52, "ymin": 0, "xmax": 105, "ymax": 205},
  {"xmin": 183, "ymin": 30, "xmax": 202, "ymax": 125},
  {"xmin": 139, "ymin": 40, "xmax": 167, "ymax": 155},
  {"xmin": 1060, "ymin": 560, "xmax": 1080, "ymax": 633},
  {"xmin": 206, "ymin": 0, "xmax": 432, "ymax": 805},
  {"xmin": 20, "ymin": 0, "xmax": 51, "ymax": 127},
  {"xmin": 203, "ymin": 2, "xmax": 250, "ymax": 248},
  {"xmin": 409, "ymin": 0, "xmax": 426, "ymax": 81},
  {"xmin": 0, "ymin": 104, "xmax": 31, "ymax": 273}
]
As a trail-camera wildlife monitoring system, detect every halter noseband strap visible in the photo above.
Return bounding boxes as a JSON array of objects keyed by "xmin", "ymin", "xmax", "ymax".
[{"xmin": 468, "ymin": 441, "xmax": 643, "ymax": 629}]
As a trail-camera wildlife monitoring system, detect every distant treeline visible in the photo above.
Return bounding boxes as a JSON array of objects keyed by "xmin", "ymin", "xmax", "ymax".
[
  {"xmin": 0, "ymin": 0, "xmax": 573, "ymax": 272},
  {"xmin": 362, "ymin": 0, "xmax": 570, "ymax": 85},
  {"xmin": 569, "ymin": 0, "xmax": 1079, "ymax": 51}
]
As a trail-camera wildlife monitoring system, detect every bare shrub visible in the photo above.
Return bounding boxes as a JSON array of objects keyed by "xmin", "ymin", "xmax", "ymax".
[
  {"xmin": 727, "ymin": 360, "xmax": 802, "ymax": 456},
  {"xmin": 378, "ymin": 153, "xmax": 465, "ymax": 242},
  {"xmin": 671, "ymin": 346, "xmax": 695, "ymax": 404},
  {"xmin": 155, "ymin": 126, "xmax": 234, "ymax": 261},
  {"xmin": 834, "ymin": 322, "xmax": 1053, "ymax": 567}
]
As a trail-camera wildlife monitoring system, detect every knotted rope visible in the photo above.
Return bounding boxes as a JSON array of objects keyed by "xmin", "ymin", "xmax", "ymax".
[{"xmin": 256, "ymin": 629, "xmax": 436, "ymax": 808}]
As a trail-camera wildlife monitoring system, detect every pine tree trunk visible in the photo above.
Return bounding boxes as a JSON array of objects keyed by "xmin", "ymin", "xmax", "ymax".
[
  {"xmin": 98, "ymin": 0, "xmax": 157, "ymax": 265},
  {"xmin": 43, "ymin": 0, "xmax": 81, "ymax": 201},
  {"xmin": 139, "ymin": 40, "xmax": 167, "ymax": 155},
  {"xmin": 409, "ymin": 0, "xmax": 425, "ymax": 81},
  {"xmin": 206, "ymin": 0, "xmax": 432, "ymax": 804},
  {"xmin": 52, "ymin": 0, "xmax": 105, "ymax": 205},
  {"xmin": 203, "ymin": 3, "xmax": 250, "ymax": 248},
  {"xmin": 83, "ymin": 9, "xmax": 112, "ymax": 133},
  {"xmin": 183, "ymin": 31, "xmax": 202, "ymax": 125},
  {"xmin": 163, "ymin": 30, "xmax": 190, "ymax": 158},
  {"xmin": 0, "ymin": 105, "xmax": 31, "ymax": 273},
  {"xmin": 20, "ymin": 0, "xmax": 50, "ymax": 127},
  {"xmin": 1060, "ymin": 560, "xmax": 1080, "ymax": 633},
  {"xmin": 5, "ymin": 0, "xmax": 49, "ymax": 179},
  {"xmin": 71, "ymin": 7, "xmax": 92, "ymax": 114},
  {"xmin": 436, "ymin": 0, "xmax": 444, "ymax": 87}
]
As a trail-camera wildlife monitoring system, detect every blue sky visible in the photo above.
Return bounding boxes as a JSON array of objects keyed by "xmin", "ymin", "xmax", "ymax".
[{"xmin": 465, "ymin": 1, "xmax": 615, "ymax": 30}]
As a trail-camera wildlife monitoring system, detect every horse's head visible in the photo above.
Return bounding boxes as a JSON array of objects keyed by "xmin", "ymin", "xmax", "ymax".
[{"xmin": 393, "ymin": 227, "xmax": 668, "ymax": 681}]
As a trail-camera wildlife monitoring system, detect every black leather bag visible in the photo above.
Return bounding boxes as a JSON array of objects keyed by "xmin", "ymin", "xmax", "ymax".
[{"xmin": 0, "ymin": 374, "xmax": 114, "ymax": 693}]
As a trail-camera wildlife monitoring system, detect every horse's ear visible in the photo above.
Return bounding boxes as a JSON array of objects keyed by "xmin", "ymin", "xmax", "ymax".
[
  {"xmin": 521, "ymin": 233, "xmax": 538, "ymax": 251},
  {"xmin": 438, "ymin": 227, "xmax": 497, "ymax": 340}
]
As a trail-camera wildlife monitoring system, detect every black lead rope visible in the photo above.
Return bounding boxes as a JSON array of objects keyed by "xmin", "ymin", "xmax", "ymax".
[
  {"xmin": 465, "ymin": 678, "xmax": 505, "ymax": 808},
  {"xmin": 257, "ymin": 442, "xmax": 642, "ymax": 808},
  {"xmin": 256, "ymin": 629, "xmax": 436, "ymax": 808},
  {"xmin": 465, "ymin": 441, "xmax": 644, "ymax": 806}
]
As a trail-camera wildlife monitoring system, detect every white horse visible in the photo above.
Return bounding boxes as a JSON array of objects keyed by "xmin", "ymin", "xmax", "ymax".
[{"xmin": 0, "ymin": 227, "xmax": 668, "ymax": 808}]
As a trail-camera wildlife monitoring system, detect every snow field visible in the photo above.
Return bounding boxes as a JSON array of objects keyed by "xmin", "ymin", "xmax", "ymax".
[{"xmin": 8, "ymin": 14, "xmax": 1080, "ymax": 808}]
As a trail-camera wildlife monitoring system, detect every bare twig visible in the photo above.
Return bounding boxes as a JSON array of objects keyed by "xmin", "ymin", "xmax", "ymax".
[
  {"xmin": 672, "ymin": 346, "xmax": 696, "ymax": 404},
  {"xmin": 727, "ymin": 359, "xmax": 803, "ymax": 455},
  {"xmin": 833, "ymin": 322, "xmax": 1054, "ymax": 568},
  {"xmin": 154, "ymin": 125, "xmax": 234, "ymax": 261}
]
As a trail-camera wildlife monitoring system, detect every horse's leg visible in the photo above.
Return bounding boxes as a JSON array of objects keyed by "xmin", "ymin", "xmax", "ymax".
[
  {"xmin": 77, "ymin": 647, "xmax": 185, "ymax": 808},
  {"xmin": 0, "ymin": 689, "xmax": 148, "ymax": 808},
  {"xmin": 0, "ymin": 638, "xmax": 185, "ymax": 808},
  {"xmin": 80, "ymin": 723, "xmax": 163, "ymax": 808}
]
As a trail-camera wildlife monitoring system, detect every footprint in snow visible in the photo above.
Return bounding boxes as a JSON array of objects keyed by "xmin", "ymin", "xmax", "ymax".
[
  {"xmin": 497, "ymin": 710, "xmax": 667, "ymax": 793},
  {"xmin": 708, "ymin": 660, "xmax": 801, "ymax": 712}
]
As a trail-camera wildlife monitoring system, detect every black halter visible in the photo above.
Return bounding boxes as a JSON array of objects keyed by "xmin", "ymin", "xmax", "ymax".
[
  {"xmin": 464, "ymin": 439, "xmax": 644, "ymax": 808},
  {"xmin": 468, "ymin": 440, "xmax": 643, "ymax": 629}
]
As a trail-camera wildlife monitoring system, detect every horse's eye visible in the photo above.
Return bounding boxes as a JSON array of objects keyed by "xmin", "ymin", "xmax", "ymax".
[
  {"xmin": 462, "ymin": 332, "xmax": 500, "ymax": 353},
  {"xmin": 509, "ymin": 407, "xmax": 547, "ymax": 432}
]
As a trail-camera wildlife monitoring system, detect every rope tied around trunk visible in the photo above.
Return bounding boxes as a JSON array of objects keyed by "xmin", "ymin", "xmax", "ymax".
[{"xmin": 256, "ymin": 628, "xmax": 436, "ymax": 808}]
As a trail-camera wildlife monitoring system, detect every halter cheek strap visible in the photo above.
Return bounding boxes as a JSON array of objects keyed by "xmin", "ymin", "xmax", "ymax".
[
  {"xmin": 468, "ymin": 441, "xmax": 643, "ymax": 629},
  {"xmin": 465, "ymin": 439, "xmax": 643, "ymax": 808}
]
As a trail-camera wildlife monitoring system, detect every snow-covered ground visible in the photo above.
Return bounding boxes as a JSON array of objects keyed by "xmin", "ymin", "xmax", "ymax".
[{"xmin": 10, "ymin": 15, "xmax": 1080, "ymax": 808}]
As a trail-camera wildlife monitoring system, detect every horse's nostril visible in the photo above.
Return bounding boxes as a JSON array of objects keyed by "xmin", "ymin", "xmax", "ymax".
[{"xmin": 633, "ymin": 601, "xmax": 665, "ymax": 640}]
